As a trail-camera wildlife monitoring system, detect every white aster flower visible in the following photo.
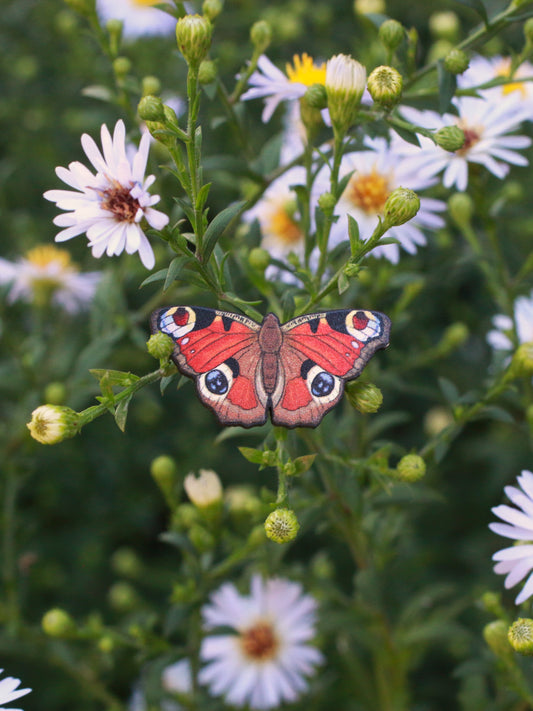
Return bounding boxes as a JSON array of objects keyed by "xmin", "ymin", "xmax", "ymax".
[
  {"xmin": 242, "ymin": 53, "xmax": 326, "ymax": 122},
  {"xmin": 96, "ymin": 0, "xmax": 177, "ymax": 40},
  {"xmin": 0, "ymin": 670, "xmax": 31, "ymax": 711},
  {"xmin": 397, "ymin": 96, "xmax": 531, "ymax": 191},
  {"xmin": 458, "ymin": 54, "xmax": 533, "ymax": 116},
  {"xmin": 184, "ymin": 469, "xmax": 223, "ymax": 508},
  {"xmin": 44, "ymin": 120, "xmax": 169, "ymax": 270},
  {"xmin": 487, "ymin": 290, "xmax": 533, "ymax": 352},
  {"xmin": 490, "ymin": 470, "xmax": 533, "ymax": 604},
  {"xmin": 0, "ymin": 245, "xmax": 101, "ymax": 313},
  {"xmin": 199, "ymin": 575, "xmax": 323, "ymax": 709},
  {"xmin": 315, "ymin": 137, "xmax": 445, "ymax": 263}
]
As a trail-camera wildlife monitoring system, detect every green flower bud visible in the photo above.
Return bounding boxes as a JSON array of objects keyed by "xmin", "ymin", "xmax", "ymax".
[
  {"xmin": 501, "ymin": 180, "xmax": 524, "ymax": 203},
  {"xmin": 145, "ymin": 105, "xmax": 179, "ymax": 148},
  {"xmin": 42, "ymin": 608, "xmax": 76, "ymax": 637},
  {"xmin": 198, "ymin": 59, "xmax": 218, "ymax": 84},
  {"xmin": 444, "ymin": 49, "xmax": 469, "ymax": 75},
  {"xmin": 434, "ymin": 125, "xmax": 465, "ymax": 152},
  {"xmin": 248, "ymin": 247, "xmax": 271, "ymax": 271},
  {"xmin": 318, "ymin": 191, "xmax": 337, "ymax": 216},
  {"xmin": 108, "ymin": 582, "xmax": 140, "ymax": 612},
  {"xmin": 250, "ymin": 20, "xmax": 272, "ymax": 53},
  {"xmin": 427, "ymin": 39, "xmax": 454, "ymax": 64},
  {"xmin": 63, "ymin": 0, "xmax": 95, "ymax": 17},
  {"xmin": 189, "ymin": 523, "xmax": 216, "ymax": 552},
  {"xmin": 325, "ymin": 54, "xmax": 366, "ymax": 134},
  {"xmin": 176, "ymin": 14, "xmax": 213, "ymax": 67},
  {"xmin": 383, "ymin": 187, "xmax": 420, "ymax": 227},
  {"xmin": 98, "ymin": 635, "xmax": 115, "ymax": 654},
  {"xmin": 378, "ymin": 19, "xmax": 404, "ymax": 51},
  {"xmin": 395, "ymin": 454, "xmax": 426, "ymax": 482},
  {"xmin": 27, "ymin": 405, "xmax": 79, "ymax": 445},
  {"xmin": 142, "ymin": 75, "xmax": 161, "ymax": 97},
  {"xmin": 448, "ymin": 192, "xmax": 473, "ymax": 228},
  {"xmin": 202, "ymin": 0, "xmax": 222, "ymax": 22},
  {"xmin": 44, "ymin": 382, "xmax": 67, "ymax": 405},
  {"xmin": 354, "ymin": 0, "xmax": 385, "ymax": 14},
  {"xmin": 525, "ymin": 17, "xmax": 533, "ymax": 44},
  {"xmin": 429, "ymin": 11, "xmax": 460, "ymax": 42},
  {"xmin": 111, "ymin": 547, "xmax": 143, "ymax": 578},
  {"xmin": 311, "ymin": 551, "xmax": 334, "ymax": 579},
  {"xmin": 304, "ymin": 82, "xmax": 328, "ymax": 110},
  {"xmin": 264, "ymin": 508, "xmax": 300, "ymax": 543},
  {"xmin": 343, "ymin": 262, "xmax": 360, "ymax": 278},
  {"xmin": 509, "ymin": 619, "xmax": 533, "ymax": 655},
  {"xmin": 150, "ymin": 454, "xmax": 178, "ymax": 501},
  {"xmin": 367, "ymin": 65, "xmax": 403, "ymax": 108},
  {"xmin": 346, "ymin": 381, "xmax": 383, "ymax": 413},
  {"xmin": 424, "ymin": 407, "xmax": 453, "ymax": 437},
  {"xmin": 484, "ymin": 620, "xmax": 513, "ymax": 659},
  {"xmin": 510, "ymin": 342, "xmax": 533, "ymax": 377},
  {"xmin": 261, "ymin": 450, "xmax": 278, "ymax": 467},
  {"xmin": 441, "ymin": 322, "xmax": 469, "ymax": 350},
  {"xmin": 184, "ymin": 469, "xmax": 223, "ymax": 507},
  {"xmin": 171, "ymin": 503, "xmax": 199, "ymax": 530},
  {"xmin": 146, "ymin": 332, "xmax": 174, "ymax": 361},
  {"xmin": 138, "ymin": 95, "xmax": 165, "ymax": 123},
  {"xmin": 112, "ymin": 56, "xmax": 131, "ymax": 78}
]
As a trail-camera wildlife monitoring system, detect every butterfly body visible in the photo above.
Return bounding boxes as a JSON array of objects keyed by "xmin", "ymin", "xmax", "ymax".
[{"xmin": 151, "ymin": 306, "xmax": 391, "ymax": 428}]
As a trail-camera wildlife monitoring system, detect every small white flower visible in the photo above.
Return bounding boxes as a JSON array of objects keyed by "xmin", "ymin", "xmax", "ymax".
[
  {"xmin": 0, "ymin": 670, "xmax": 31, "ymax": 711},
  {"xmin": 184, "ymin": 469, "xmax": 223, "ymax": 507},
  {"xmin": 242, "ymin": 53, "xmax": 326, "ymax": 122},
  {"xmin": 397, "ymin": 96, "xmax": 531, "ymax": 191},
  {"xmin": 44, "ymin": 120, "xmax": 169, "ymax": 270},
  {"xmin": 161, "ymin": 659, "xmax": 192, "ymax": 696},
  {"xmin": 0, "ymin": 245, "xmax": 101, "ymax": 313},
  {"xmin": 325, "ymin": 54, "xmax": 366, "ymax": 97},
  {"xmin": 490, "ymin": 470, "xmax": 533, "ymax": 604},
  {"xmin": 315, "ymin": 137, "xmax": 445, "ymax": 263},
  {"xmin": 487, "ymin": 290, "xmax": 533, "ymax": 352},
  {"xmin": 96, "ymin": 0, "xmax": 177, "ymax": 40},
  {"xmin": 199, "ymin": 575, "xmax": 323, "ymax": 709},
  {"xmin": 458, "ymin": 54, "xmax": 533, "ymax": 115}
]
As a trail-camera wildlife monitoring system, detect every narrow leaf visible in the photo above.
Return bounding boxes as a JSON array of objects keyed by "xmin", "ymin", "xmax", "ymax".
[
  {"xmin": 437, "ymin": 60, "xmax": 457, "ymax": 114},
  {"xmin": 347, "ymin": 215, "xmax": 361, "ymax": 256},
  {"xmin": 238, "ymin": 446, "xmax": 266, "ymax": 464},
  {"xmin": 202, "ymin": 200, "xmax": 247, "ymax": 261},
  {"xmin": 337, "ymin": 271, "xmax": 350, "ymax": 295},
  {"xmin": 164, "ymin": 256, "xmax": 190, "ymax": 291},
  {"xmin": 391, "ymin": 124, "xmax": 420, "ymax": 147},
  {"xmin": 114, "ymin": 393, "xmax": 133, "ymax": 432}
]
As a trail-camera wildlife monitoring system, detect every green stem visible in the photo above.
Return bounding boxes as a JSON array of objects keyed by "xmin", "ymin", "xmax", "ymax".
[{"xmin": 2, "ymin": 467, "xmax": 20, "ymax": 635}]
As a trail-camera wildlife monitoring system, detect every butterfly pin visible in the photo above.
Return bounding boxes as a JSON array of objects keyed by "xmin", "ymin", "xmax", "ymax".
[{"xmin": 151, "ymin": 306, "xmax": 391, "ymax": 428}]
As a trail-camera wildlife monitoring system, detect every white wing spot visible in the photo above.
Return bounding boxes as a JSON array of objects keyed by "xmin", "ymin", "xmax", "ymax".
[{"xmin": 181, "ymin": 337, "xmax": 189, "ymax": 345}]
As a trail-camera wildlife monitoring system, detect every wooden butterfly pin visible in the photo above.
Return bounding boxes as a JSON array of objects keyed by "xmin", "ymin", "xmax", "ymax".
[{"xmin": 150, "ymin": 306, "xmax": 391, "ymax": 428}]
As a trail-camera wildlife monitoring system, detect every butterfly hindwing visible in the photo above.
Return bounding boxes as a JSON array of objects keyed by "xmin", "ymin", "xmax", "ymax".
[{"xmin": 151, "ymin": 306, "xmax": 269, "ymax": 427}]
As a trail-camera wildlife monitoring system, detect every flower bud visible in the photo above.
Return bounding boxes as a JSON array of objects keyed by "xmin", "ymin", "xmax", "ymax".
[
  {"xmin": 202, "ymin": 0, "xmax": 222, "ymax": 22},
  {"xmin": 440, "ymin": 322, "xmax": 469, "ymax": 351},
  {"xmin": 189, "ymin": 523, "xmax": 216, "ymax": 551},
  {"xmin": 138, "ymin": 95, "xmax": 165, "ymax": 123},
  {"xmin": 42, "ymin": 608, "xmax": 76, "ymax": 637},
  {"xmin": 27, "ymin": 405, "xmax": 79, "ymax": 445},
  {"xmin": 484, "ymin": 620, "xmax": 513, "ymax": 659},
  {"xmin": 150, "ymin": 454, "xmax": 178, "ymax": 502},
  {"xmin": 434, "ymin": 125, "xmax": 465, "ymax": 152},
  {"xmin": 264, "ymin": 508, "xmax": 300, "ymax": 543},
  {"xmin": 44, "ymin": 382, "xmax": 67, "ymax": 405},
  {"xmin": 250, "ymin": 20, "xmax": 272, "ymax": 53},
  {"xmin": 176, "ymin": 14, "xmax": 212, "ymax": 68},
  {"xmin": 198, "ymin": 59, "xmax": 218, "ymax": 84},
  {"xmin": 448, "ymin": 192, "xmax": 473, "ymax": 228},
  {"xmin": 427, "ymin": 39, "xmax": 454, "ymax": 64},
  {"xmin": 318, "ymin": 191, "xmax": 336, "ymax": 216},
  {"xmin": 346, "ymin": 381, "xmax": 383, "ymax": 413},
  {"xmin": 248, "ymin": 247, "xmax": 271, "ymax": 271},
  {"xmin": 98, "ymin": 635, "xmax": 115, "ymax": 654},
  {"xmin": 510, "ymin": 342, "xmax": 533, "ymax": 378},
  {"xmin": 145, "ymin": 104, "xmax": 179, "ymax": 148},
  {"xmin": 184, "ymin": 469, "xmax": 223, "ymax": 507},
  {"xmin": 354, "ymin": 0, "xmax": 385, "ymax": 14},
  {"xmin": 378, "ymin": 19, "xmax": 404, "ymax": 52},
  {"xmin": 424, "ymin": 407, "xmax": 453, "ymax": 437},
  {"xmin": 146, "ymin": 332, "xmax": 175, "ymax": 361},
  {"xmin": 508, "ymin": 618, "xmax": 533, "ymax": 655},
  {"xmin": 444, "ymin": 49, "xmax": 469, "ymax": 75},
  {"xmin": 304, "ymin": 82, "xmax": 328, "ymax": 110},
  {"xmin": 429, "ymin": 11, "xmax": 460, "ymax": 41},
  {"xmin": 395, "ymin": 454, "xmax": 426, "ymax": 482},
  {"xmin": 108, "ymin": 582, "xmax": 140, "ymax": 612},
  {"xmin": 142, "ymin": 75, "xmax": 161, "ymax": 97},
  {"xmin": 171, "ymin": 503, "xmax": 199, "ymax": 530},
  {"xmin": 325, "ymin": 54, "xmax": 366, "ymax": 134},
  {"xmin": 112, "ymin": 56, "xmax": 130, "ymax": 78},
  {"xmin": 111, "ymin": 547, "xmax": 143, "ymax": 578},
  {"xmin": 261, "ymin": 450, "xmax": 278, "ymax": 467},
  {"xmin": 367, "ymin": 65, "xmax": 403, "ymax": 108},
  {"xmin": 383, "ymin": 188, "xmax": 420, "ymax": 227}
]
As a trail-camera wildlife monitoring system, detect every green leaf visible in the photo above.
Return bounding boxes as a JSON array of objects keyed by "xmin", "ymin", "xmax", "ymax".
[
  {"xmin": 347, "ymin": 215, "xmax": 361, "ymax": 256},
  {"xmin": 390, "ymin": 123, "xmax": 420, "ymax": 147},
  {"xmin": 238, "ymin": 446, "xmax": 266, "ymax": 464},
  {"xmin": 140, "ymin": 268, "xmax": 168, "ymax": 288},
  {"xmin": 202, "ymin": 200, "xmax": 247, "ymax": 261},
  {"xmin": 196, "ymin": 182, "xmax": 212, "ymax": 213},
  {"xmin": 291, "ymin": 454, "xmax": 317, "ymax": 476},
  {"xmin": 164, "ymin": 256, "xmax": 190, "ymax": 291},
  {"xmin": 337, "ymin": 271, "xmax": 350, "ymax": 295},
  {"xmin": 89, "ymin": 369, "xmax": 140, "ymax": 388},
  {"xmin": 438, "ymin": 377, "xmax": 459, "ymax": 405},
  {"xmin": 114, "ymin": 393, "xmax": 133, "ymax": 432},
  {"xmin": 437, "ymin": 60, "xmax": 457, "ymax": 114}
]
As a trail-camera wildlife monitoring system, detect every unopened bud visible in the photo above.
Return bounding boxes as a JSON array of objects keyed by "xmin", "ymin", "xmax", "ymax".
[
  {"xmin": 42, "ymin": 608, "xmax": 76, "ymax": 637},
  {"xmin": 444, "ymin": 49, "xmax": 469, "ymax": 75},
  {"xmin": 325, "ymin": 54, "xmax": 366, "ymax": 134},
  {"xmin": 378, "ymin": 19, "xmax": 404, "ymax": 52},
  {"xmin": 248, "ymin": 247, "xmax": 270, "ymax": 271},
  {"xmin": 484, "ymin": 620, "xmax": 513, "ymax": 659},
  {"xmin": 264, "ymin": 508, "xmax": 300, "ymax": 543},
  {"xmin": 429, "ymin": 11, "xmax": 460, "ymax": 41},
  {"xmin": 142, "ymin": 75, "xmax": 161, "ymax": 97},
  {"xmin": 171, "ymin": 503, "xmax": 199, "ymax": 530},
  {"xmin": 354, "ymin": 0, "xmax": 385, "ymax": 14},
  {"xmin": 202, "ymin": 0, "xmax": 222, "ymax": 22},
  {"xmin": 150, "ymin": 454, "xmax": 178, "ymax": 501},
  {"xmin": 27, "ymin": 405, "xmax": 79, "ymax": 445},
  {"xmin": 424, "ymin": 407, "xmax": 453, "ymax": 437},
  {"xmin": 441, "ymin": 322, "xmax": 469, "ymax": 350},
  {"xmin": 508, "ymin": 618, "xmax": 533, "ymax": 655},
  {"xmin": 383, "ymin": 188, "xmax": 420, "ymax": 226},
  {"xmin": 147, "ymin": 332, "xmax": 174, "ymax": 361},
  {"xmin": 434, "ymin": 125, "xmax": 465, "ymax": 152},
  {"xmin": 138, "ymin": 95, "xmax": 165, "ymax": 122},
  {"xmin": 108, "ymin": 582, "xmax": 140, "ymax": 612},
  {"xmin": 176, "ymin": 14, "xmax": 212, "ymax": 67},
  {"xmin": 113, "ymin": 56, "xmax": 131, "ymax": 78},
  {"xmin": 184, "ymin": 469, "xmax": 223, "ymax": 508},
  {"xmin": 511, "ymin": 342, "xmax": 533, "ymax": 377},
  {"xmin": 261, "ymin": 450, "xmax": 278, "ymax": 467},
  {"xmin": 98, "ymin": 636, "xmax": 115, "ymax": 654},
  {"xmin": 145, "ymin": 105, "xmax": 179, "ymax": 147},
  {"xmin": 367, "ymin": 65, "xmax": 403, "ymax": 108},
  {"xmin": 346, "ymin": 381, "xmax": 383, "ymax": 413},
  {"xmin": 250, "ymin": 20, "xmax": 272, "ymax": 53},
  {"xmin": 111, "ymin": 547, "xmax": 143, "ymax": 578},
  {"xmin": 427, "ymin": 39, "xmax": 454, "ymax": 64},
  {"xmin": 304, "ymin": 82, "xmax": 328, "ymax": 110},
  {"xmin": 318, "ymin": 191, "xmax": 336, "ymax": 215},
  {"xmin": 395, "ymin": 454, "xmax": 426, "ymax": 482},
  {"xmin": 198, "ymin": 59, "xmax": 217, "ymax": 84},
  {"xmin": 448, "ymin": 192, "xmax": 473, "ymax": 227}
]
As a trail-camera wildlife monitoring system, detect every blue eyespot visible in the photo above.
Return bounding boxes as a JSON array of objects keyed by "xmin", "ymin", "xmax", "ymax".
[
  {"xmin": 205, "ymin": 369, "xmax": 228, "ymax": 395},
  {"xmin": 311, "ymin": 372, "xmax": 335, "ymax": 397}
]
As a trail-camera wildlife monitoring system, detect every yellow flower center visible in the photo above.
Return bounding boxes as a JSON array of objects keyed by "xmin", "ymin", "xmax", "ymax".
[
  {"xmin": 286, "ymin": 53, "xmax": 326, "ymax": 86},
  {"xmin": 267, "ymin": 205, "xmax": 304, "ymax": 246},
  {"xmin": 25, "ymin": 245, "xmax": 73, "ymax": 269},
  {"xmin": 496, "ymin": 59, "xmax": 528, "ymax": 98},
  {"xmin": 131, "ymin": 0, "xmax": 161, "ymax": 6},
  {"xmin": 240, "ymin": 621, "xmax": 279, "ymax": 661},
  {"xmin": 345, "ymin": 169, "xmax": 391, "ymax": 214}
]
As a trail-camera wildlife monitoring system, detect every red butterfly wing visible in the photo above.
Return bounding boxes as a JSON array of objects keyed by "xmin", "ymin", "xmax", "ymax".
[
  {"xmin": 270, "ymin": 309, "xmax": 390, "ymax": 428},
  {"xmin": 151, "ymin": 306, "xmax": 268, "ymax": 427}
]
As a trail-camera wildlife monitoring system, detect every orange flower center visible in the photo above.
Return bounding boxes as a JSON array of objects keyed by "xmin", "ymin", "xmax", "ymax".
[
  {"xmin": 286, "ymin": 53, "xmax": 326, "ymax": 86},
  {"xmin": 345, "ymin": 169, "xmax": 391, "ymax": 214},
  {"xmin": 456, "ymin": 123, "xmax": 482, "ymax": 155},
  {"xmin": 267, "ymin": 204, "xmax": 304, "ymax": 247},
  {"xmin": 100, "ymin": 181, "xmax": 140, "ymax": 223},
  {"xmin": 240, "ymin": 621, "xmax": 279, "ymax": 661}
]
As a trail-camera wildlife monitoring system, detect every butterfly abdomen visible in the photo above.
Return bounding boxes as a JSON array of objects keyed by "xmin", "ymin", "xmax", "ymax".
[{"xmin": 259, "ymin": 313, "xmax": 283, "ymax": 394}]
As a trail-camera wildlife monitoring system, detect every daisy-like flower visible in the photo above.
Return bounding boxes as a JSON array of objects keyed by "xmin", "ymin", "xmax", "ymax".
[
  {"xmin": 44, "ymin": 120, "xmax": 169, "ymax": 270},
  {"xmin": 199, "ymin": 575, "xmax": 323, "ymax": 709},
  {"xmin": 243, "ymin": 167, "xmax": 309, "ymax": 281},
  {"xmin": 0, "ymin": 670, "xmax": 31, "ymax": 711},
  {"xmin": 397, "ymin": 96, "xmax": 531, "ymax": 191},
  {"xmin": 487, "ymin": 290, "xmax": 533, "ymax": 353},
  {"xmin": 315, "ymin": 137, "xmax": 445, "ymax": 263},
  {"xmin": 490, "ymin": 470, "xmax": 533, "ymax": 604},
  {"xmin": 458, "ymin": 54, "xmax": 533, "ymax": 116},
  {"xmin": 242, "ymin": 53, "xmax": 326, "ymax": 122},
  {"xmin": 0, "ymin": 245, "xmax": 101, "ymax": 313},
  {"xmin": 96, "ymin": 0, "xmax": 176, "ymax": 40}
]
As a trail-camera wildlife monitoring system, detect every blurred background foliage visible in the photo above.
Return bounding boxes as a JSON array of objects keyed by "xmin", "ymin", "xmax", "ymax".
[{"xmin": 3, "ymin": 0, "xmax": 533, "ymax": 709}]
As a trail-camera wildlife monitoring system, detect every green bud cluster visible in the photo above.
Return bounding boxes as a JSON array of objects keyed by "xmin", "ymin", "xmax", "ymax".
[{"xmin": 264, "ymin": 508, "xmax": 300, "ymax": 543}]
